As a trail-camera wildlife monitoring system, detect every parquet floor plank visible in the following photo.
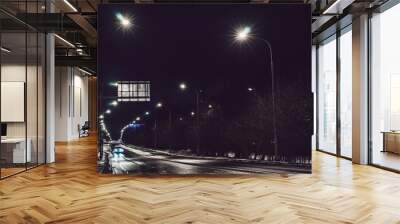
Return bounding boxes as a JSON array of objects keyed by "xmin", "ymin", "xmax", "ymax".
[{"xmin": 0, "ymin": 135, "xmax": 399, "ymax": 223}]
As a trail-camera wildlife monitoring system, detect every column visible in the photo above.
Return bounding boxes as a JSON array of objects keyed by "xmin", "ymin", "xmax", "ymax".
[{"xmin": 352, "ymin": 14, "xmax": 369, "ymax": 164}]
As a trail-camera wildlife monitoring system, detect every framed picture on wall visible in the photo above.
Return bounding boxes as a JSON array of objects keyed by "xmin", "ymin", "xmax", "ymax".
[{"xmin": 97, "ymin": 4, "xmax": 313, "ymax": 175}]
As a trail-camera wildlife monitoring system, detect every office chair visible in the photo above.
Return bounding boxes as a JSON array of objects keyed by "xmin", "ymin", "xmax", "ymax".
[{"xmin": 79, "ymin": 121, "xmax": 90, "ymax": 138}]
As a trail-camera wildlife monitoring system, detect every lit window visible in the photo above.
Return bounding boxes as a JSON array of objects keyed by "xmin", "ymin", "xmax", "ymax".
[{"xmin": 117, "ymin": 81, "xmax": 150, "ymax": 102}]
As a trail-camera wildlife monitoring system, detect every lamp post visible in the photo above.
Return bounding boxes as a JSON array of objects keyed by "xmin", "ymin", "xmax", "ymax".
[
  {"xmin": 154, "ymin": 102, "xmax": 162, "ymax": 149},
  {"xmin": 180, "ymin": 83, "xmax": 201, "ymax": 154},
  {"xmin": 154, "ymin": 102, "xmax": 173, "ymax": 150},
  {"xmin": 235, "ymin": 26, "xmax": 279, "ymax": 159}
]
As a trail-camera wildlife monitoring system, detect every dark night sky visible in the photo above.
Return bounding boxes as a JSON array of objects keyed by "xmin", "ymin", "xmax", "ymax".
[{"xmin": 98, "ymin": 4, "xmax": 311, "ymax": 140}]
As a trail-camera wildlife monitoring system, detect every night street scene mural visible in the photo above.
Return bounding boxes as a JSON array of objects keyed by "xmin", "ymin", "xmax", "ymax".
[{"xmin": 97, "ymin": 4, "xmax": 313, "ymax": 175}]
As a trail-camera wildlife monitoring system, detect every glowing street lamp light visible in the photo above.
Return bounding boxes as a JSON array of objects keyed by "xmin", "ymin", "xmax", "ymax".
[
  {"xmin": 110, "ymin": 100, "xmax": 118, "ymax": 106},
  {"xmin": 136, "ymin": 117, "xmax": 141, "ymax": 121},
  {"xmin": 105, "ymin": 109, "xmax": 111, "ymax": 114},
  {"xmin": 190, "ymin": 111, "xmax": 195, "ymax": 116},
  {"xmin": 208, "ymin": 104, "xmax": 213, "ymax": 109},
  {"xmin": 235, "ymin": 26, "xmax": 251, "ymax": 41},
  {"xmin": 156, "ymin": 102, "xmax": 163, "ymax": 108},
  {"xmin": 179, "ymin": 83, "xmax": 187, "ymax": 90},
  {"xmin": 99, "ymin": 115, "xmax": 104, "ymax": 119},
  {"xmin": 116, "ymin": 13, "xmax": 132, "ymax": 28},
  {"xmin": 248, "ymin": 87, "xmax": 254, "ymax": 92},
  {"xmin": 145, "ymin": 111, "xmax": 150, "ymax": 116},
  {"xmin": 234, "ymin": 25, "xmax": 279, "ymax": 158}
]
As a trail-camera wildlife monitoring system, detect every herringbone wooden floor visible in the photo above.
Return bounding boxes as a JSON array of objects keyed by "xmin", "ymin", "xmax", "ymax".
[{"xmin": 1, "ymin": 136, "xmax": 400, "ymax": 224}]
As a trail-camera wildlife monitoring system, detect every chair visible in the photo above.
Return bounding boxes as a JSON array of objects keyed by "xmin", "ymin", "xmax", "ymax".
[{"xmin": 79, "ymin": 121, "xmax": 90, "ymax": 138}]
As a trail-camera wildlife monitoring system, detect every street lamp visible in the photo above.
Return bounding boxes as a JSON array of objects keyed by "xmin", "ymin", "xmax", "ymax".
[
  {"xmin": 116, "ymin": 13, "xmax": 132, "ymax": 28},
  {"xmin": 235, "ymin": 26, "xmax": 252, "ymax": 41},
  {"xmin": 179, "ymin": 83, "xmax": 187, "ymax": 90},
  {"xmin": 235, "ymin": 26, "xmax": 279, "ymax": 159},
  {"xmin": 105, "ymin": 109, "xmax": 111, "ymax": 114},
  {"xmin": 179, "ymin": 82, "xmax": 201, "ymax": 154},
  {"xmin": 145, "ymin": 111, "xmax": 150, "ymax": 116},
  {"xmin": 110, "ymin": 100, "xmax": 118, "ymax": 107},
  {"xmin": 154, "ymin": 102, "xmax": 163, "ymax": 148},
  {"xmin": 154, "ymin": 101, "xmax": 173, "ymax": 150}
]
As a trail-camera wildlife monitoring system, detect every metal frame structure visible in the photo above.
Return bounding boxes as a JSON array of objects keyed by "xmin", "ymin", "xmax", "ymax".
[
  {"xmin": 367, "ymin": 0, "xmax": 400, "ymax": 173},
  {"xmin": 315, "ymin": 0, "xmax": 400, "ymax": 173},
  {"xmin": 0, "ymin": 0, "xmax": 48, "ymax": 180},
  {"xmin": 315, "ymin": 24, "xmax": 352, "ymax": 161}
]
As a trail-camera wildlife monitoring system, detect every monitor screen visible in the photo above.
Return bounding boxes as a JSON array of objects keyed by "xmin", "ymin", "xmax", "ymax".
[{"xmin": 1, "ymin": 123, "xmax": 7, "ymax": 137}]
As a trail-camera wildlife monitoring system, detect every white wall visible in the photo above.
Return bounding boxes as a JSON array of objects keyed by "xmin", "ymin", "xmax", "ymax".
[
  {"xmin": 55, "ymin": 67, "xmax": 89, "ymax": 141},
  {"xmin": 1, "ymin": 63, "xmax": 46, "ymax": 164},
  {"xmin": 1, "ymin": 65, "xmax": 27, "ymax": 138},
  {"xmin": 55, "ymin": 66, "xmax": 69, "ymax": 141}
]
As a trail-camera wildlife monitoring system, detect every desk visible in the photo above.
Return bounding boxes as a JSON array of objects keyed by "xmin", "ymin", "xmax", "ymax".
[
  {"xmin": 1, "ymin": 138, "xmax": 31, "ymax": 163},
  {"xmin": 382, "ymin": 131, "xmax": 400, "ymax": 154}
]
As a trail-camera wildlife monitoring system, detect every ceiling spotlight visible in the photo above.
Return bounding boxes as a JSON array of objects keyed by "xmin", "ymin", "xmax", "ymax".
[
  {"xmin": 1, "ymin": 47, "xmax": 11, "ymax": 53},
  {"xmin": 76, "ymin": 49, "xmax": 84, "ymax": 55},
  {"xmin": 77, "ymin": 67, "xmax": 93, "ymax": 76},
  {"xmin": 322, "ymin": 0, "xmax": 347, "ymax": 14},
  {"xmin": 63, "ymin": 0, "xmax": 78, "ymax": 12},
  {"xmin": 54, "ymin": 34, "xmax": 75, "ymax": 48}
]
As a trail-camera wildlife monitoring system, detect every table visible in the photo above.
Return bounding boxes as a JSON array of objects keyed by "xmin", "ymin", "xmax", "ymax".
[
  {"xmin": 382, "ymin": 131, "xmax": 400, "ymax": 154},
  {"xmin": 1, "ymin": 138, "xmax": 31, "ymax": 164}
]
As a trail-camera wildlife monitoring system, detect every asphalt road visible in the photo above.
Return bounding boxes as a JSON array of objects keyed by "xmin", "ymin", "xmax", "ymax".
[{"xmin": 101, "ymin": 144, "xmax": 310, "ymax": 175}]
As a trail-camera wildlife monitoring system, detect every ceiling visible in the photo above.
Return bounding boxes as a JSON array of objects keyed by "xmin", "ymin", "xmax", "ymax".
[{"xmin": 0, "ymin": 0, "xmax": 389, "ymax": 74}]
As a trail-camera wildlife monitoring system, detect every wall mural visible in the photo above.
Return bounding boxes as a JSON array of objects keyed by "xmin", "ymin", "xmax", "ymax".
[{"xmin": 98, "ymin": 4, "xmax": 313, "ymax": 175}]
